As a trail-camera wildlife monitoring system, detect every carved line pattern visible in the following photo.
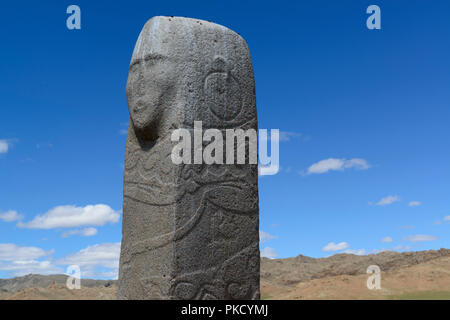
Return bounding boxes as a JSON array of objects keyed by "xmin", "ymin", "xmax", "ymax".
[
  {"xmin": 135, "ymin": 242, "xmax": 259, "ymax": 299},
  {"xmin": 121, "ymin": 191, "xmax": 208, "ymax": 263},
  {"xmin": 121, "ymin": 183, "xmax": 258, "ymax": 265},
  {"xmin": 170, "ymin": 242, "xmax": 259, "ymax": 299},
  {"xmin": 203, "ymin": 56, "xmax": 243, "ymax": 122}
]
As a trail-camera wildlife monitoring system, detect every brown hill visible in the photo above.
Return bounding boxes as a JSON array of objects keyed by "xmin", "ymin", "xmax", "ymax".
[
  {"xmin": 0, "ymin": 274, "xmax": 117, "ymax": 300},
  {"xmin": 261, "ymin": 248, "xmax": 450, "ymax": 299},
  {"xmin": 262, "ymin": 255, "xmax": 450, "ymax": 299},
  {"xmin": 261, "ymin": 248, "xmax": 450, "ymax": 287},
  {"xmin": 0, "ymin": 248, "xmax": 449, "ymax": 299}
]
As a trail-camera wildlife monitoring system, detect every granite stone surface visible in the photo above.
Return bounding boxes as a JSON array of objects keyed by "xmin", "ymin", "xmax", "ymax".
[{"xmin": 118, "ymin": 16, "xmax": 259, "ymax": 300}]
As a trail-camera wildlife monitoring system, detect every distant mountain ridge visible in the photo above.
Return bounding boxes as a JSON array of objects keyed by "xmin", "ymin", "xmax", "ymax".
[
  {"xmin": 0, "ymin": 274, "xmax": 116, "ymax": 293},
  {"xmin": 261, "ymin": 248, "xmax": 450, "ymax": 287},
  {"xmin": 0, "ymin": 248, "xmax": 449, "ymax": 299}
]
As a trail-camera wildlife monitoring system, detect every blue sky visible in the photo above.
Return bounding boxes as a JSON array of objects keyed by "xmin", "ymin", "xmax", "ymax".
[{"xmin": 1, "ymin": 0, "xmax": 449, "ymax": 279}]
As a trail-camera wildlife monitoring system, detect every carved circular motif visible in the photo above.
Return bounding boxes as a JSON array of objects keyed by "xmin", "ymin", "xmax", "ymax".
[
  {"xmin": 227, "ymin": 282, "xmax": 250, "ymax": 299},
  {"xmin": 204, "ymin": 71, "xmax": 242, "ymax": 121},
  {"xmin": 174, "ymin": 282, "xmax": 197, "ymax": 300}
]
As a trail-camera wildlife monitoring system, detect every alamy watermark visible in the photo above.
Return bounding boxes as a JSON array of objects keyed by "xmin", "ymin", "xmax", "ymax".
[
  {"xmin": 66, "ymin": 5, "xmax": 81, "ymax": 30},
  {"xmin": 66, "ymin": 265, "xmax": 81, "ymax": 290},
  {"xmin": 366, "ymin": 5, "xmax": 381, "ymax": 30},
  {"xmin": 65, "ymin": 5, "xmax": 380, "ymax": 31},
  {"xmin": 171, "ymin": 121, "xmax": 279, "ymax": 176},
  {"xmin": 366, "ymin": 265, "xmax": 381, "ymax": 290}
]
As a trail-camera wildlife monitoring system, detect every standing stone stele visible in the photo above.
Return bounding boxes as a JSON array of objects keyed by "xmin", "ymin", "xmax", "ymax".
[{"xmin": 118, "ymin": 16, "xmax": 259, "ymax": 300}]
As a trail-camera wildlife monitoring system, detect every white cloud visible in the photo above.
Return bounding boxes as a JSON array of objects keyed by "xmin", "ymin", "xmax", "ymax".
[
  {"xmin": 0, "ymin": 210, "xmax": 23, "ymax": 222},
  {"xmin": 61, "ymin": 227, "xmax": 98, "ymax": 238},
  {"xmin": 81, "ymin": 227, "xmax": 98, "ymax": 236},
  {"xmin": 374, "ymin": 195, "xmax": 400, "ymax": 206},
  {"xmin": 279, "ymin": 131, "xmax": 303, "ymax": 142},
  {"xmin": 305, "ymin": 158, "xmax": 370, "ymax": 175},
  {"xmin": 403, "ymin": 235, "xmax": 439, "ymax": 242},
  {"xmin": 258, "ymin": 130, "xmax": 305, "ymax": 143},
  {"xmin": 259, "ymin": 231, "xmax": 277, "ymax": 243},
  {"xmin": 0, "ymin": 244, "xmax": 52, "ymax": 261},
  {"xmin": 343, "ymin": 248, "xmax": 366, "ymax": 255},
  {"xmin": 260, "ymin": 247, "xmax": 279, "ymax": 259},
  {"xmin": 381, "ymin": 236, "xmax": 393, "ymax": 243},
  {"xmin": 57, "ymin": 243, "xmax": 120, "ymax": 278},
  {"xmin": 0, "ymin": 243, "xmax": 60, "ymax": 277},
  {"xmin": 322, "ymin": 242, "xmax": 349, "ymax": 252},
  {"xmin": 393, "ymin": 245, "xmax": 411, "ymax": 251},
  {"xmin": 58, "ymin": 243, "xmax": 120, "ymax": 269},
  {"xmin": 444, "ymin": 216, "xmax": 450, "ymax": 221},
  {"xmin": 0, "ymin": 140, "xmax": 9, "ymax": 154},
  {"xmin": 119, "ymin": 122, "xmax": 129, "ymax": 135},
  {"xmin": 0, "ymin": 260, "xmax": 62, "ymax": 276},
  {"xmin": 408, "ymin": 201, "xmax": 421, "ymax": 207},
  {"xmin": 18, "ymin": 204, "xmax": 120, "ymax": 229},
  {"xmin": 0, "ymin": 243, "xmax": 122, "ymax": 279}
]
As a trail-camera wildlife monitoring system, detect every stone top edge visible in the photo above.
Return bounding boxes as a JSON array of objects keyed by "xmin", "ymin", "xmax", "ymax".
[{"xmin": 145, "ymin": 15, "xmax": 246, "ymax": 41}]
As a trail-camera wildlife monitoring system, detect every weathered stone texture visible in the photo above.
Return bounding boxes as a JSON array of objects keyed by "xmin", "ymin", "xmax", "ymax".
[{"xmin": 118, "ymin": 16, "xmax": 259, "ymax": 300}]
